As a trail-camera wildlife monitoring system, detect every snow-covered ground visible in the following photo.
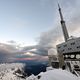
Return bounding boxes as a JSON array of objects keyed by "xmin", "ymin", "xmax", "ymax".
[
  {"xmin": 0, "ymin": 63, "xmax": 79, "ymax": 80},
  {"xmin": 38, "ymin": 69, "xmax": 78, "ymax": 80}
]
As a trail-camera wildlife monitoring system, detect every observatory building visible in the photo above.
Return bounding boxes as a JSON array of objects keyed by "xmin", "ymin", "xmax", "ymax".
[{"xmin": 56, "ymin": 4, "xmax": 80, "ymax": 74}]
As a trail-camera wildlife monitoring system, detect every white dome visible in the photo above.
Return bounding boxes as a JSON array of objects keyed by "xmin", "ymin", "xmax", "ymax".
[{"xmin": 48, "ymin": 48, "xmax": 57, "ymax": 56}]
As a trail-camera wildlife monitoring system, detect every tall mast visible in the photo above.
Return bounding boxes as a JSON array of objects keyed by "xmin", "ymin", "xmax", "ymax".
[{"xmin": 58, "ymin": 4, "xmax": 69, "ymax": 42}]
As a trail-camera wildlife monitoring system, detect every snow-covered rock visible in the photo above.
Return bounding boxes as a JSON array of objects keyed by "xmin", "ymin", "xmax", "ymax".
[
  {"xmin": 26, "ymin": 74, "xmax": 36, "ymax": 80},
  {"xmin": 0, "ymin": 63, "xmax": 27, "ymax": 80},
  {"xmin": 46, "ymin": 66, "xmax": 54, "ymax": 71}
]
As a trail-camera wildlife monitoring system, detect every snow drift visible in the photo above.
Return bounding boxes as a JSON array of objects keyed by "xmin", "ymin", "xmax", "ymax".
[{"xmin": 38, "ymin": 69, "xmax": 79, "ymax": 80}]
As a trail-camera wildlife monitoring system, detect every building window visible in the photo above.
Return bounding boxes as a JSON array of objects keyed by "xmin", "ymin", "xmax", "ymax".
[
  {"xmin": 68, "ymin": 48, "xmax": 72, "ymax": 50},
  {"xmin": 62, "ymin": 49, "xmax": 64, "ymax": 52},
  {"xmin": 77, "ymin": 46, "xmax": 80, "ymax": 48},
  {"xmin": 63, "ymin": 44, "xmax": 67, "ymax": 47},
  {"xmin": 76, "ymin": 55, "xmax": 80, "ymax": 59},
  {"xmin": 71, "ymin": 42, "xmax": 75, "ymax": 45}
]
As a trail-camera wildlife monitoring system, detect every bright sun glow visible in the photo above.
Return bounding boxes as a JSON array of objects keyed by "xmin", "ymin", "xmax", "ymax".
[{"xmin": 24, "ymin": 52, "xmax": 36, "ymax": 56}]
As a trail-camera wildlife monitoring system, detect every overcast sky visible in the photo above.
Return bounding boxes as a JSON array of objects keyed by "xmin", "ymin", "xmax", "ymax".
[
  {"xmin": 0, "ymin": 0, "xmax": 80, "ymax": 62},
  {"xmin": 0, "ymin": 0, "xmax": 80, "ymax": 46},
  {"xmin": 0, "ymin": 0, "xmax": 55, "ymax": 46}
]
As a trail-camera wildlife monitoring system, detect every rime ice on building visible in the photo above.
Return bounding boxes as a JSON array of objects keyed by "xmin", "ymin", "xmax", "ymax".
[{"xmin": 56, "ymin": 4, "xmax": 80, "ymax": 76}]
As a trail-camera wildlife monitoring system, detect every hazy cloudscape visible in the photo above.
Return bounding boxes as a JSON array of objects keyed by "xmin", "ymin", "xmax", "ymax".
[{"xmin": 0, "ymin": 0, "xmax": 80, "ymax": 62}]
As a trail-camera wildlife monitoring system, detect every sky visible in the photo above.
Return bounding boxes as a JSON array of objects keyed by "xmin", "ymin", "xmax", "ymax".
[
  {"xmin": 0, "ymin": 0, "xmax": 80, "ymax": 46},
  {"xmin": 0, "ymin": 0, "xmax": 56, "ymax": 46},
  {"xmin": 0, "ymin": 0, "xmax": 80, "ymax": 62}
]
